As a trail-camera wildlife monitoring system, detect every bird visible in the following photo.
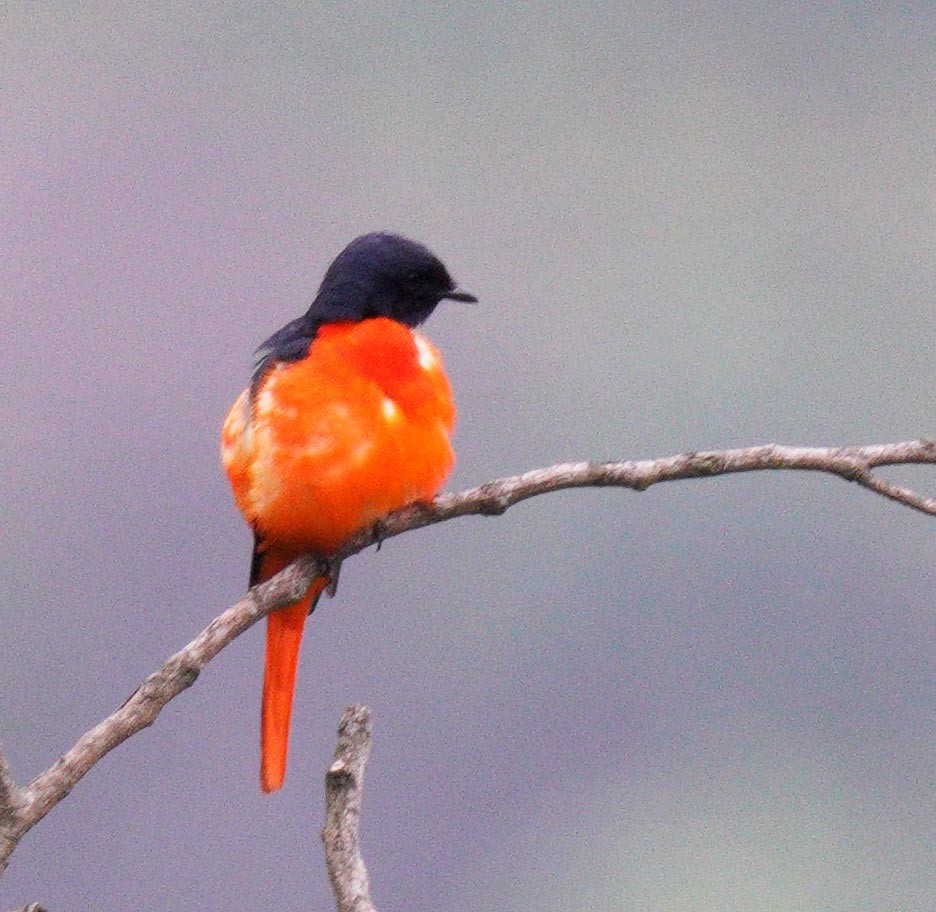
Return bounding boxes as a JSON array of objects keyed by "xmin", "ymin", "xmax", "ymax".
[{"xmin": 221, "ymin": 232, "xmax": 476, "ymax": 792}]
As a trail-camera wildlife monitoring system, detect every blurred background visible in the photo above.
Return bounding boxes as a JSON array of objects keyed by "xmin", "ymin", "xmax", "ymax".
[{"xmin": 2, "ymin": 4, "xmax": 935, "ymax": 910}]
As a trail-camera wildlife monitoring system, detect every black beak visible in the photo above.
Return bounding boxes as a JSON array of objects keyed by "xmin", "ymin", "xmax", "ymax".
[{"xmin": 443, "ymin": 288, "xmax": 478, "ymax": 303}]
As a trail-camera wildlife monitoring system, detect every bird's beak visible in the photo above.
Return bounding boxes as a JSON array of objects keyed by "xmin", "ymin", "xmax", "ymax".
[{"xmin": 443, "ymin": 288, "xmax": 478, "ymax": 303}]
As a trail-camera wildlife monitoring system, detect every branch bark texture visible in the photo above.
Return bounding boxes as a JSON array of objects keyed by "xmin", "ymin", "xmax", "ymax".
[
  {"xmin": 323, "ymin": 706, "xmax": 377, "ymax": 912},
  {"xmin": 1, "ymin": 438, "xmax": 933, "ymax": 874}
]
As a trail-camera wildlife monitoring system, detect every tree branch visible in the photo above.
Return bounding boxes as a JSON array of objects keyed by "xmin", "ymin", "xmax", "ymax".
[
  {"xmin": 1, "ymin": 438, "xmax": 933, "ymax": 874},
  {"xmin": 323, "ymin": 706, "xmax": 377, "ymax": 912},
  {"xmin": 1, "ymin": 558, "xmax": 319, "ymax": 873}
]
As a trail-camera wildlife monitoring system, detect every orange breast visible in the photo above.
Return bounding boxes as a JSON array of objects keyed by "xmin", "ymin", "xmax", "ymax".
[{"xmin": 221, "ymin": 317, "xmax": 455, "ymax": 554}]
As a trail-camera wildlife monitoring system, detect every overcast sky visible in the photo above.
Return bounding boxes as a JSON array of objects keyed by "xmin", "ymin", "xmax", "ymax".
[{"xmin": 2, "ymin": 4, "xmax": 935, "ymax": 910}]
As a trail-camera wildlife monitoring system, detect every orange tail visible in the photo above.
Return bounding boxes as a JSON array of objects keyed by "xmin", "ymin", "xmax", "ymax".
[{"xmin": 259, "ymin": 552, "xmax": 328, "ymax": 793}]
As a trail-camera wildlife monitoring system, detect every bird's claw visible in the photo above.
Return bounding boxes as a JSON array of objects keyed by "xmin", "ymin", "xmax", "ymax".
[
  {"xmin": 323, "ymin": 557, "xmax": 342, "ymax": 599},
  {"xmin": 371, "ymin": 517, "xmax": 390, "ymax": 552}
]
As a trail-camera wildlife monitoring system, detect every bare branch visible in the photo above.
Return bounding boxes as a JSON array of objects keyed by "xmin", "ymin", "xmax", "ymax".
[
  {"xmin": 2, "ymin": 557, "xmax": 319, "ymax": 869},
  {"xmin": 319, "ymin": 441, "xmax": 936, "ymax": 569},
  {"xmin": 323, "ymin": 706, "xmax": 377, "ymax": 912},
  {"xmin": 349, "ymin": 441, "xmax": 936, "ymax": 544},
  {"xmin": 1, "ymin": 438, "xmax": 934, "ymax": 874}
]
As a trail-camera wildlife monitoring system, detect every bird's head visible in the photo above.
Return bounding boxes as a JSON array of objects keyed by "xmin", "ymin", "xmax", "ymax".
[{"xmin": 309, "ymin": 232, "xmax": 477, "ymax": 326}]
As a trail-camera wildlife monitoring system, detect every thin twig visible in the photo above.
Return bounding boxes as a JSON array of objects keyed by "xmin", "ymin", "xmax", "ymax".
[
  {"xmin": 323, "ymin": 706, "xmax": 377, "ymax": 912},
  {"xmin": 332, "ymin": 441, "xmax": 936, "ymax": 565},
  {"xmin": 4, "ymin": 555, "xmax": 319, "ymax": 868},
  {"xmin": 1, "ymin": 438, "xmax": 934, "ymax": 874}
]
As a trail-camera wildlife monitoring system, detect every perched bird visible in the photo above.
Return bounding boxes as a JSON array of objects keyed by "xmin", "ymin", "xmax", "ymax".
[{"xmin": 222, "ymin": 233, "xmax": 475, "ymax": 792}]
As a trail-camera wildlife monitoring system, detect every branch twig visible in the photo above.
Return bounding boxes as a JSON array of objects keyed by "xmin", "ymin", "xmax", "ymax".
[
  {"xmin": 1, "ymin": 438, "xmax": 933, "ymax": 874},
  {"xmin": 323, "ymin": 706, "xmax": 377, "ymax": 912},
  {"xmin": 0, "ymin": 557, "xmax": 318, "ymax": 874}
]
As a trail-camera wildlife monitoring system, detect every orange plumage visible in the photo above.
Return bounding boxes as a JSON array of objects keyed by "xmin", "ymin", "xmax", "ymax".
[{"xmin": 221, "ymin": 233, "xmax": 472, "ymax": 792}]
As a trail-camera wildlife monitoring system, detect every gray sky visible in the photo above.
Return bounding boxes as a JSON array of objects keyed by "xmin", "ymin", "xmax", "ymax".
[{"xmin": 2, "ymin": 4, "xmax": 935, "ymax": 910}]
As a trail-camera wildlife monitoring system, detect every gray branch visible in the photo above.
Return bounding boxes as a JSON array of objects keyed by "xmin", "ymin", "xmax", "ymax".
[
  {"xmin": 1, "ymin": 438, "xmax": 934, "ymax": 877},
  {"xmin": 323, "ymin": 706, "xmax": 377, "ymax": 912}
]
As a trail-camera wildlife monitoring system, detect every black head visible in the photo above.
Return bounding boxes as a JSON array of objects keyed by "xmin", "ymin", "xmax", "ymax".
[
  {"xmin": 251, "ymin": 233, "xmax": 475, "ymax": 384},
  {"xmin": 308, "ymin": 232, "xmax": 477, "ymax": 327}
]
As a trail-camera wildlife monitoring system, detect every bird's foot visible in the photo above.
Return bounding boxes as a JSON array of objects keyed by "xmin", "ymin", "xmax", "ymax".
[
  {"xmin": 323, "ymin": 557, "xmax": 342, "ymax": 599},
  {"xmin": 370, "ymin": 517, "xmax": 391, "ymax": 552}
]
